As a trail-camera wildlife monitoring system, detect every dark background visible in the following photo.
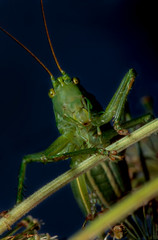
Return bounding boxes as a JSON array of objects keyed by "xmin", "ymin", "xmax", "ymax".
[{"xmin": 0, "ymin": 0, "xmax": 157, "ymax": 239}]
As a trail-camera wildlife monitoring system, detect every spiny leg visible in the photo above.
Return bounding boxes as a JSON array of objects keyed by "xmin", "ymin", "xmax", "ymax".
[
  {"xmin": 92, "ymin": 68, "xmax": 136, "ymax": 135},
  {"xmin": 17, "ymin": 113, "xmax": 153, "ymax": 203},
  {"xmin": 121, "ymin": 113, "xmax": 153, "ymax": 130},
  {"xmin": 17, "ymin": 144, "xmax": 121, "ymax": 203},
  {"xmin": 70, "ymin": 174, "xmax": 93, "ymax": 225},
  {"xmin": 71, "ymin": 174, "xmax": 107, "ymax": 229},
  {"xmin": 17, "ymin": 132, "xmax": 73, "ymax": 203},
  {"xmin": 101, "ymin": 113, "xmax": 153, "ymax": 143}
]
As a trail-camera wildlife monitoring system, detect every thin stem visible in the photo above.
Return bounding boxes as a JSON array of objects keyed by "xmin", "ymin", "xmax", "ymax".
[
  {"xmin": 69, "ymin": 177, "xmax": 158, "ymax": 240},
  {"xmin": 0, "ymin": 119, "xmax": 158, "ymax": 235}
]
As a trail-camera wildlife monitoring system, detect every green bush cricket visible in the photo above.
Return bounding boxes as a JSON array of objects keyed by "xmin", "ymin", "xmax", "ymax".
[{"xmin": 0, "ymin": 0, "xmax": 156, "ymax": 239}]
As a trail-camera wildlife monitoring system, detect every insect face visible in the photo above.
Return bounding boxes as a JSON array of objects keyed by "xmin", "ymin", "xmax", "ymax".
[{"xmin": 50, "ymin": 73, "xmax": 91, "ymax": 130}]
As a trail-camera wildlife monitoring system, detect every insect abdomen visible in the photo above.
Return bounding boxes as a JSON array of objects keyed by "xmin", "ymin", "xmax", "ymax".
[{"xmin": 86, "ymin": 160, "xmax": 131, "ymax": 208}]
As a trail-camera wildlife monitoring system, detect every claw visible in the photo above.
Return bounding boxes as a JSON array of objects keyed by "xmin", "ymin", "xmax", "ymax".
[
  {"xmin": 117, "ymin": 129, "xmax": 129, "ymax": 135},
  {"xmin": 108, "ymin": 150, "xmax": 124, "ymax": 161},
  {"xmin": 114, "ymin": 122, "xmax": 129, "ymax": 136}
]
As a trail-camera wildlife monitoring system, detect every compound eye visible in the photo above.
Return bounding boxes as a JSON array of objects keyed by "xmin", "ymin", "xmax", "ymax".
[
  {"xmin": 72, "ymin": 77, "xmax": 79, "ymax": 85},
  {"xmin": 48, "ymin": 88, "xmax": 56, "ymax": 98}
]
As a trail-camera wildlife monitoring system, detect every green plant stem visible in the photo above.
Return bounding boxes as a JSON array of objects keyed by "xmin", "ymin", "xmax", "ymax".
[
  {"xmin": 0, "ymin": 119, "xmax": 158, "ymax": 235},
  {"xmin": 69, "ymin": 177, "xmax": 158, "ymax": 240}
]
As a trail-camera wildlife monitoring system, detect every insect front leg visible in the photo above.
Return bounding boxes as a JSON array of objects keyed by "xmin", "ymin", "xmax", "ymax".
[{"xmin": 92, "ymin": 69, "xmax": 137, "ymax": 135}]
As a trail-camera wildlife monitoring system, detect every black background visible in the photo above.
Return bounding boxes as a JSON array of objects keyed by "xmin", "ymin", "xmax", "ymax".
[{"xmin": 0, "ymin": 0, "xmax": 158, "ymax": 239}]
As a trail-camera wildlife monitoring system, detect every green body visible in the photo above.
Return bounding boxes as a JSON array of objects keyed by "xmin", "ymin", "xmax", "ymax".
[
  {"xmin": 0, "ymin": 3, "xmax": 154, "ymax": 239},
  {"xmin": 16, "ymin": 68, "xmax": 152, "ymax": 239},
  {"xmin": 50, "ymin": 70, "xmax": 133, "ymax": 217}
]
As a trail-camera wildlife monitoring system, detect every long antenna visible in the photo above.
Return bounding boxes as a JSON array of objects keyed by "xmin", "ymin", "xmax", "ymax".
[
  {"xmin": 41, "ymin": 0, "xmax": 63, "ymax": 74},
  {"xmin": 0, "ymin": 26, "xmax": 53, "ymax": 77}
]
